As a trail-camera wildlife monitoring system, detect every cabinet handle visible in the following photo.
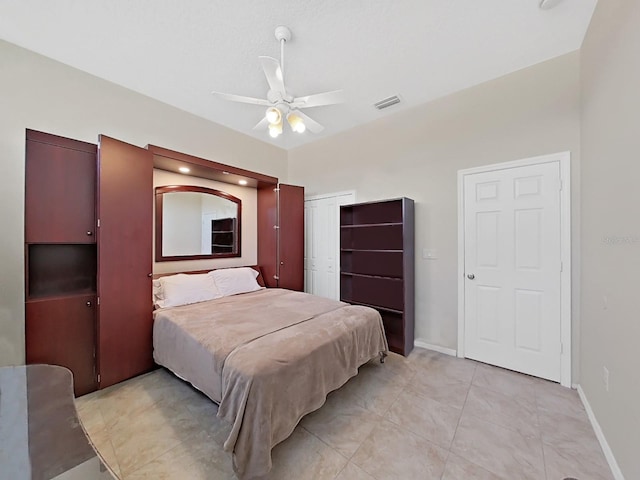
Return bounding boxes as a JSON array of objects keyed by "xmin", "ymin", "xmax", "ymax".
[
  {"xmin": 148, "ymin": 273, "xmax": 153, "ymax": 277},
  {"xmin": 86, "ymin": 231, "xmax": 93, "ymax": 236},
  {"xmin": 86, "ymin": 301, "xmax": 92, "ymax": 307}
]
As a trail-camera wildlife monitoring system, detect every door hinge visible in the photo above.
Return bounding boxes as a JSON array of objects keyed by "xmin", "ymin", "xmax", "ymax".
[
  {"xmin": 97, "ymin": 218, "xmax": 101, "ymax": 228},
  {"xmin": 560, "ymin": 342, "xmax": 564, "ymax": 354},
  {"xmin": 273, "ymin": 225, "xmax": 280, "ymax": 229},
  {"xmin": 273, "ymin": 275, "xmax": 279, "ymax": 280},
  {"xmin": 97, "ymin": 296, "xmax": 100, "ymax": 306},
  {"xmin": 560, "ymin": 262, "xmax": 563, "ymax": 272},
  {"xmin": 559, "ymin": 179, "xmax": 563, "ymax": 191},
  {"xmin": 97, "ymin": 373, "xmax": 101, "ymax": 383}
]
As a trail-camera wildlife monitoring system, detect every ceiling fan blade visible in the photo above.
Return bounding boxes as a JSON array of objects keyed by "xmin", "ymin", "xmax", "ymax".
[
  {"xmin": 291, "ymin": 90, "xmax": 344, "ymax": 109},
  {"xmin": 211, "ymin": 91, "xmax": 271, "ymax": 106},
  {"xmin": 295, "ymin": 110, "xmax": 325, "ymax": 133},
  {"xmin": 253, "ymin": 117, "xmax": 269, "ymax": 130},
  {"xmin": 258, "ymin": 56, "xmax": 286, "ymax": 96}
]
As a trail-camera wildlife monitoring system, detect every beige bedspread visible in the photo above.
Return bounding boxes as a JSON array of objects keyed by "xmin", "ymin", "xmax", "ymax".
[{"xmin": 153, "ymin": 288, "xmax": 387, "ymax": 479}]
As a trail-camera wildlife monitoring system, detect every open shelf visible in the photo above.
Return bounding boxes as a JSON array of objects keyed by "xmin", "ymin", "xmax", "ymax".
[
  {"xmin": 341, "ymin": 250, "xmax": 404, "ymax": 278},
  {"xmin": 27, "ymin": 244, "xmax": 97, "ymax": 300},
  {"xmin": 341, "ymin": 248, "xmax": 402, "ymax": 253},
  {"xmin": 380, "ymin": 311, "xmax": 405, "ymax": 354},
  {"xmin": 340, "ymin": 299, "xmax": 403, "ymax": 315},
  {"xmin": 340, "ymin": 222, "xmax": 402, "ymax": 229},
  {"xmin": 340, "ymin": 199, "xmax": 403, "ymax": 226},
  {"xmin": 341, "ymin": 224, "xmax": 404, "ymax": 250}
]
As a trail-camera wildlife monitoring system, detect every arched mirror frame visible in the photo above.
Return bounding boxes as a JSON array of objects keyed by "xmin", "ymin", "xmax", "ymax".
[{"xmin": 155, "ymin": 185, "xmax": 242, "ymax": 262}]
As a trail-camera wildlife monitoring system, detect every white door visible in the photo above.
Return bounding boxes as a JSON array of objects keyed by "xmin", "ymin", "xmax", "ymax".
[
  {"xmin": 463, "ymin": 162, "xmax": 562, "ymax": 381},
  {"xmin": 304, "ymin": 192, "xmax": 355, "ymax": 299}
]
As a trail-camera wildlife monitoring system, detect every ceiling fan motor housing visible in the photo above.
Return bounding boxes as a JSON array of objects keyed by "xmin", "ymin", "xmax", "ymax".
[{"xmin": 274, "ymin": 25, "xmax": 292, "ymax": 43}]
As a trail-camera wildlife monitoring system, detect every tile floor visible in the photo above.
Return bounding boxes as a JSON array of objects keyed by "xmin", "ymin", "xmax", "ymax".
[{"xmin": 75, "ymin": 348, "xmax": 613, "ymax": 480}]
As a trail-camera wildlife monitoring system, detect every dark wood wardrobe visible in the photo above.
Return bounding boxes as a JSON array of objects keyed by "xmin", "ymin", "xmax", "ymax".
[
  {"xmin": 25, "ymin": 131, "xmax": 153, "ymax": 395},
  {"xmin": 257, "ymin": 184, "xmax": 304, "ymax": 291},
  {"xmin": 25, "ymin": 131, "xmax": 99, "ymax": 396}
]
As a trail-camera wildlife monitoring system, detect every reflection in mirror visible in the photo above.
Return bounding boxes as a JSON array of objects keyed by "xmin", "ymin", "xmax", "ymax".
[{"xmin": 155, "ymin": 185, "xmax": 241, "ymax": 261}]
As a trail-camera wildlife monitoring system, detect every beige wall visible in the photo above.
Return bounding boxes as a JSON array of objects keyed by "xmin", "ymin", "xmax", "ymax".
[
  {"xmin": 289, "ymin": 52, "xmax": 582, "ymax": 377},
  {"xmin": 580, "ymin": 0, "xmax": 640, "ymax": 477},
  {"xmin": 0, "ymin": 40, "xmax": 287, "ymax": 366}
]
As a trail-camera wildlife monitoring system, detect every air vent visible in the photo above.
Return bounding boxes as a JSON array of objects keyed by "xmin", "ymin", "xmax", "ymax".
[{"xmin": 374, "ymin": 95, "xmax": 401, "ymax": 110}]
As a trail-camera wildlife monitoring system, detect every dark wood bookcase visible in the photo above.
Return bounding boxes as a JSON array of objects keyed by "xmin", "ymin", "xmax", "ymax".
[
  {"xmin": 211, "ymin": 217, "xmax": 236, "ymax": 254},
  {"xmin": 340, "ymin": 198, "xmax": 415, "ymax": 356}
]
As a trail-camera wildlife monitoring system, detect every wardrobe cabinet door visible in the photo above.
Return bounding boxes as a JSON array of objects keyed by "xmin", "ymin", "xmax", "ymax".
[
  {"xmin": 25, "ymin": 295, "xmax": 97, "ymax": 397},
  {"xmin": 97, "ymin": 136, "xmax": 153, "ymax": 389},
  {"xmin": 258, "ymin": 185, "xmax": 278, "ymax": 288},
  {"xmin": 25, "ymin": 131, "xmax": 97, "ymax": 243},
  {"xmin": 278, "ymin": 184, "xmax": 304, "ymax": 291}
]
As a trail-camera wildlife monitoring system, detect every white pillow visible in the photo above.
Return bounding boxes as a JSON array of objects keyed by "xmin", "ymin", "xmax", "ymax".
[
  {"xmin": 209, "ymin": 267, "xmax": 263, "ymax": 297},
  {"xmin": 156, "ymin": 273, "xmax": 222, "ymax": 308},
  {"xmin": 152, "ymin": 280, "xmax": 164, "ymax": 302}
]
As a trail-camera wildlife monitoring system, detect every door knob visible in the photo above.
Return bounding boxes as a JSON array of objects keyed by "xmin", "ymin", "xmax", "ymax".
[{"xmin": 467, "ymin": 274, "xmax": 475, "ymax": 280}]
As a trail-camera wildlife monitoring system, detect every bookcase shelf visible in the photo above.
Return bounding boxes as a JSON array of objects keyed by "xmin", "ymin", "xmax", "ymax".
[{"xmin": 340, "ymin": 198, "xmax": 415, "ymax": 356}]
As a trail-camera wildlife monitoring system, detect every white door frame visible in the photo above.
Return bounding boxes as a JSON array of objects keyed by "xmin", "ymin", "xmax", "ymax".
[
  {"xmin": 304, "ymin": 191, "xmax": 356, "ymax": 299},
  {"xmin": 457, "ymin": 152, "xmax": 572, "ymax": 387}
]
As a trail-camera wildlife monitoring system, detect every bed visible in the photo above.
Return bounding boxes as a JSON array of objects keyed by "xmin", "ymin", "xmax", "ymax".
[{"xmin": 152, "ymin": 268, "xmax": 388, "ymax": 479}]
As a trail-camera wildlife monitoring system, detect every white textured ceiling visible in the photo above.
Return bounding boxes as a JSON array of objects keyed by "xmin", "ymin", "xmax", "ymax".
[{"xmin": 0, "ymin": 0, "xmax": 597, "ymax": 150}]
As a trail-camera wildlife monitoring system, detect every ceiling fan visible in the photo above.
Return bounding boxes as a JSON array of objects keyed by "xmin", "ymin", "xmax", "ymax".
[{"xmin": 212, "ymin": 25, "xmax": 343, "ymax": 138}]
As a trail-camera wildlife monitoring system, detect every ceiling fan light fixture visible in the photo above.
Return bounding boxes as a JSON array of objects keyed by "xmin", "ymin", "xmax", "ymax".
[
  {"xmin": 287, "ymin": 112, "xmax": 306, "ymax": 133},
  {"xmin": 213, "ymin": 26, "xmax": 341, "ymax": 137},
  {"xmin": 265, "ymin": 107, "xmax": 282, "ymax": 124},
  {"xmin": 268, "ymin": 121, "xmax": 283, "ymax": 138}
]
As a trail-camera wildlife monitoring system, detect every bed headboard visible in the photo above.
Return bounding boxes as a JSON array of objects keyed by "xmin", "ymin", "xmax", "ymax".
[{"xmin": 152, "ymin": 265, "xmax": 266, "ymax": 287}]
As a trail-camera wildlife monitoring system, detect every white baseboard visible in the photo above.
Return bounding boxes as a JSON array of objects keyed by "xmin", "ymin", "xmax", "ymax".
[
  {"xmin": 414, "ymin": 339, "xmax": 457, "ymax": 357},
  {"xmin": 576, "ymin": 385, "xmax": 625, "ymax": 480}
]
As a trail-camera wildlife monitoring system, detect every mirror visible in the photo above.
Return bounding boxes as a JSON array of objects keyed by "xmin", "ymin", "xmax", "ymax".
[{"xmin": 155, "ymin": 185, "xmax": 241, "ymax": 261}]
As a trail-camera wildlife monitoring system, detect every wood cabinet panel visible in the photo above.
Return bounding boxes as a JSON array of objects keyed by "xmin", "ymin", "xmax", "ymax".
[
  {"xmin": 25, "ymin": 295, "xmax": 97, "ymax": 396},
  {"xmin": 278, "ymin": 184, "xmax": 304, "ymax": 291},
  {"xmin": 97, "ymin": 136, "xmax": 153, "ymax": 388},
  {"xmin": 25, "ymin": 133, "xmax": 97, "ymax": 243},
  {"xmin": 257, "ymin": 185, "xmax": 278, "ymax": 288}
]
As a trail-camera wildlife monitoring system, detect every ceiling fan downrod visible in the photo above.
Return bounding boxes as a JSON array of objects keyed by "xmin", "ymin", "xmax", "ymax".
[{"xmin": 274, "ymin": 25, "xmax": 291, "ymax": 82}]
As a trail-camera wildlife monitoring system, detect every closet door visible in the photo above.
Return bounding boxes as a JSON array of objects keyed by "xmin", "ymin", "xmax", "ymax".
[
  {"xmin": 97, "ymin": 136, "xmax": 153, "ymax": 388},
  {"xmin": 278, "ymin": 184, "xmax": 304, "ymax": 291}
]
